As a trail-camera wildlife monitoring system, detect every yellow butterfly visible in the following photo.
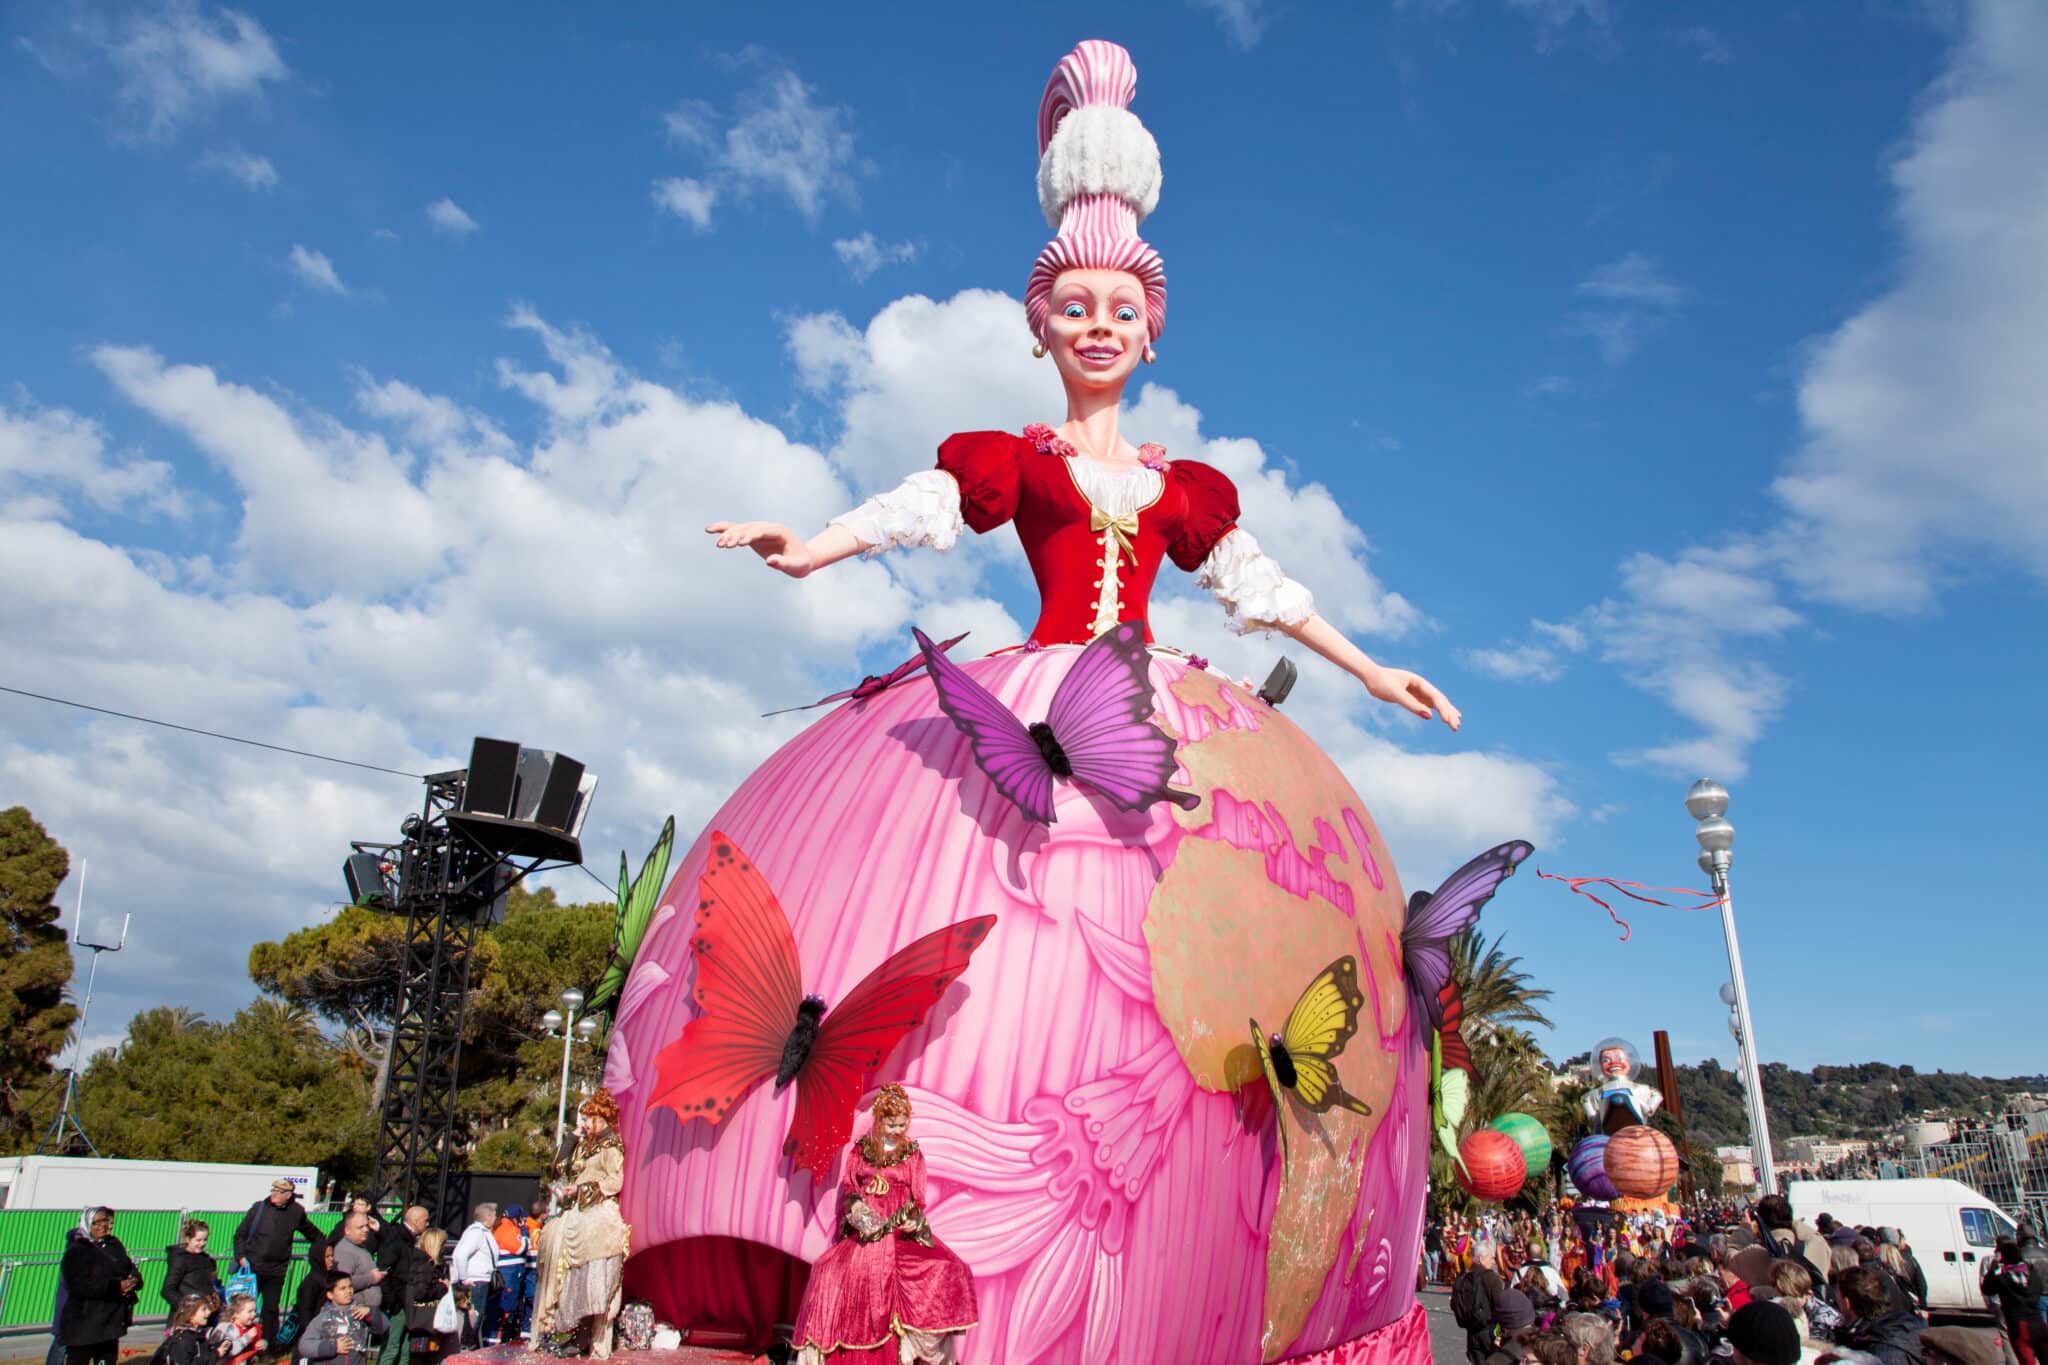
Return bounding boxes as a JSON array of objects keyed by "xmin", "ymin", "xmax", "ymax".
[{"xmin": 1248, "ymin": 955, "xmax": 1375, "ymax": 1172}]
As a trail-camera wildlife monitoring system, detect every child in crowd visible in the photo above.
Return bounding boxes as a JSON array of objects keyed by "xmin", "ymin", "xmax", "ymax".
[
  {"xmin": 208, "ymin": 1294, "xmax": 265, "ymax": 1365},
  {"xmin": 151, "ymin": 1295, "xmax": 214, "ymax": 1365}
]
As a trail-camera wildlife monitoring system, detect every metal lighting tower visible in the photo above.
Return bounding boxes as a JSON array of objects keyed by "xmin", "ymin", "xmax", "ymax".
[
  {"xmin": 1687, "ymin": 779, "xmax": 1777, "ymax": 1196},
  {"xmin": 37, "ymin": 862, "xmax": 129, "ymax": 1157},
  {"xmin": 353, "ymin": 739, "xmax": 596, "ymax": 1225}
]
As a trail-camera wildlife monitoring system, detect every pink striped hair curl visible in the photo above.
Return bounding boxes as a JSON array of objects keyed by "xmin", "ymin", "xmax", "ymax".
[{"xmin": 1025, "ymin": 40, "xmax": 1167, "ymax": 345}]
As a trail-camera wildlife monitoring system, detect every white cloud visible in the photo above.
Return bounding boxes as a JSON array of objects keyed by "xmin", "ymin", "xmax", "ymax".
[
  {"xmin": 832, "ymin": 233, "xmax": 919, "ymax": 282},
  {"xmin": 426, "ymin": 197, "xmax": 479, "ymax": 238},
  {"xmin": 197, "ymin": 146, "xmax": 277, "ymax": 190},
  {"xmin": 1578, "ymin": 252, "xmax": 1688, "ymax": 309},
  {"xmin": 651, "ymin": 177, "xmax": 717, "ymax": 231},
  {"xmin": 0, "ymin": 396, "xmax": 183, "ymax": 519},
  {"xmin": 658, "ymin": 58, "xmax": 862, "ymax": 224},
  {"xmin": 1770, "ymin": 0, "xmax": 2048, "ymax": 612},
  {"xmin": 1188, "ymin": 0, "xmax": 1270, "ymax": 49},
  {"xmin": 1677, "ymin": 25, "xmax": 1735, "ymax": 64},
  {"xmin": 91, "ymin": 2, "xmax": 289, "ymax": 141},
  {"xmin": 1569, "ymin": 252, "xmax": 1687, "ymax": 367},
  {"xmin": 1465, "ymin": 643, "xmax": 1566, "ymax": 683},
  {"xmin": 286, "ymin": 245, "xmax": 349, "ymax": 296},
  {"xmin": 1503, "ymin": 0, "xmax": 1623, "ymax": 51}
]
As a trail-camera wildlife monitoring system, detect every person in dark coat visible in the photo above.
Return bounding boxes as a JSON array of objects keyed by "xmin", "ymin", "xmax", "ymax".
[
  {"xmin": 162, "ymin": 1220, "xmax": 222, "ymax": 1312},
  {"xmin": 1981, "ymin": 1239, "xmax": 2045, "ymax": 1364},
  {"xmin": 373, "ymin": 1207, "xmax": 428, "ymax": 1365},
  {"xmin": 59, "ymin": 1207, "xmax": 140, "ymax": 1365},
  {"xmin": 234, "ymin": 1180, "xmax": 322, "ymax": 1352},
  {"xmin": 155, "ymin": 1295, "xmax": 218, "ymax": 1365},
  {"xmin": 295, "ymin": 1243, "xmax": 341, "ymax": 1341},
  {"xmin": 1837, "ymin": 1263, "xmax": 1928, "ymax": 1365}
]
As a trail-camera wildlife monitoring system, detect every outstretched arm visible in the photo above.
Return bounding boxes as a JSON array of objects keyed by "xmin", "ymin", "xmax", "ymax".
[
  {"xmin": 1273, "ymin": 613, "xmax": 1461, "ymax": 731},
  {"xmin": 704, "ymin": 521, "xmax": 868, "ymax": 580}
]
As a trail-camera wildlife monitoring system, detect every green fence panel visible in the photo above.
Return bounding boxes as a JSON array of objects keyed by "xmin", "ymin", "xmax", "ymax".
[
  {"xmin": 0, "ymin": 1210, "xmax": 342, "ymax": 1334},
  {"xmin": 0, "ymin": 1211, "xmax": 82, "ymax": 1259}
]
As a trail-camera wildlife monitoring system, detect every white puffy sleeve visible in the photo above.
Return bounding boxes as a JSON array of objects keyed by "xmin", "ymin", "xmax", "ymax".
[
  {"xmin": 1197, "ymin": 528, "xmax": 1316, "ymax": 636},
  {"xmin": 828, "ymin": 470, "xmax": 965, "ymax": 556}
]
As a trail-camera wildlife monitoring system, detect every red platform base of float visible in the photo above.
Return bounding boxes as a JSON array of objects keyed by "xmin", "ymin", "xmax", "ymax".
[
  {"xmin": 438, "ymin": 1301, "xmax": 1429, "ymax": 1365},
  {"xmin": 1282, "ymin": 1303, "xmax": 1431, "ymax": 1365}
]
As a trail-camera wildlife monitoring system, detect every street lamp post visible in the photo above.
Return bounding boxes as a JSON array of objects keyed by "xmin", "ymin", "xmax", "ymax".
[
  {"xmin": 1688, "ymin": 779, "xmax": 1777, "ymax": 1196},
  {"xmin": 541, "ymin": 987, "xmax": 600, "ymax": 1149}
]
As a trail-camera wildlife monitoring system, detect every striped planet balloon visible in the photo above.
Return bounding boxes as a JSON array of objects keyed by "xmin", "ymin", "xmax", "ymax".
[
  {"xmin": 1457, "ymin": 1128, "xmax": 1527, "ymax": 1203},
  {"xmin": 1604, "ymin": 1125, "xmax": 1680, "ymax": 1198},
  {"xmin": 1568, "ymin": 1135, "xmax": 1619, "ymax": 1201},
  {"xmin": 1488, "ymin": 1112, "xmax": 1553, "ymax": 1180}
]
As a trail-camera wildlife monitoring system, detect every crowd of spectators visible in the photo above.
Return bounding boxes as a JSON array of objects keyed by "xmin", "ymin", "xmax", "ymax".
[
  {"xmin": 44, "ymin": 1185, "xmax": 553, "ymax": 1365},
  {"xmin": 1437, "ymin": 1194, "xmax": 2048, "ymax": 1365}
]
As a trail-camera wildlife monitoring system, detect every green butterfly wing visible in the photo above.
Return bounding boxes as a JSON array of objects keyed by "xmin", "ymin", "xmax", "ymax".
[
  {"xmin": 1432, "ymin": 1027, "xmax": 1471, "ymax": 1176},
  {"xmin": 586, "ymin": 815, "xmax": 675, "ymax": 1014}
]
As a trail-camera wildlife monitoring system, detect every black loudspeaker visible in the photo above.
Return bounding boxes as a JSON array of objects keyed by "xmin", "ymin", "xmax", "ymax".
[
  {"xmin": 463, "ymin": 738, "xmax": 522, "ymax": 817},
  {"xmin": 512, "ymin": 750, "xmax": 586, "ymax": 830},
  {"xmin": 344, "ymin": 852, "xmax": 392, "ymax": 906}
]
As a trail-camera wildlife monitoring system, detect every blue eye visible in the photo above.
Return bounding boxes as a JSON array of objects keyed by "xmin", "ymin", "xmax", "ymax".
[
  {"xmin": 1063, "ymin": 303, "xmax": 1086, "ymax": 318},
  {"xmin": 1115, "ymin": 306, "xmax": 1138, "ymax": 323}
]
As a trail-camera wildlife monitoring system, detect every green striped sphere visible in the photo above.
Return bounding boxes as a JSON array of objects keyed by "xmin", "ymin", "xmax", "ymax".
[{"xmin": 1488, "ymin": 1112, "xmax": 1553, "ymax": 1180}]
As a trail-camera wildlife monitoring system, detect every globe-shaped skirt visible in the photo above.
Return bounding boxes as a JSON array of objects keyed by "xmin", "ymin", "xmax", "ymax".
[{"xmin": 605, "ymin": 644, "xmax": 1431, "ymax": 1364}]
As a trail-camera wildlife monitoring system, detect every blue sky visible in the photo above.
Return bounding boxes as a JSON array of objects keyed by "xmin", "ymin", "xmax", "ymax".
[{"xmin": 3, "ymin": 1, "xmax": 2043, "ymax": 1086}]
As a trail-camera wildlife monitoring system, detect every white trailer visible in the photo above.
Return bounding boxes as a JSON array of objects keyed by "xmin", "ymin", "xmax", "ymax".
[
  {"xmin": 0, "ymin": 1156, "xmax": 319, "ymax": 1213},
  {"xmin": 1788, "ymin": 1177, "xmax": 2020, "ymax": 1312}
]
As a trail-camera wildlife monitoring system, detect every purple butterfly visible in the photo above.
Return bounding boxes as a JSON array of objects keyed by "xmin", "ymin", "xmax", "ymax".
[
  {"xmin": 1400, "ymin": 840, "xmax": 1533, "ymax": 1039},
  {"xmin": 763, "ymin": 632, "xmax": 970, "ymax": 717},
  {"xmin": 914, "ymin": 622, "xmax": 1199, "ymax": 826}
]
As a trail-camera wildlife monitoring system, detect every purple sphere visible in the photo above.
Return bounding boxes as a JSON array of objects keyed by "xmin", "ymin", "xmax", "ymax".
[{"xmin": 1569, "ymin": 1135, "xmax": 1619, "ymax": 1201}]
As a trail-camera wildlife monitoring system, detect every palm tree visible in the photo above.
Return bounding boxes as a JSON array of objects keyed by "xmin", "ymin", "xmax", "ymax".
[
  {"xmin": 1450, "ymin": 929, "xmax": 1553, "ymax": 1037},
  {"xmin": 1429, "ymin": 933, "xmax": 1559, "ymax": 1211}
]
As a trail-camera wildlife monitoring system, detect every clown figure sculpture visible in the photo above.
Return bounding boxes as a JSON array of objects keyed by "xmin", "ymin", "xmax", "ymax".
[{"xmin": 1582, "ymin": 1037, "xmax": 1662, "ymax": 1135}]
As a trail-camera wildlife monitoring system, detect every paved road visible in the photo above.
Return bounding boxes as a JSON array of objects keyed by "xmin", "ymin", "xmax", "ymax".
[{"xmin": 1419, "ymin": 1283, "xmax": 1469, "ymax": 1364}]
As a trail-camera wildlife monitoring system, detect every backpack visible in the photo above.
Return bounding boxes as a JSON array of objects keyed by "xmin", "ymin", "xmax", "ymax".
[{"xmin": 1452, "ymin": 1270, "xmax": 1489, "ymax": 1330}]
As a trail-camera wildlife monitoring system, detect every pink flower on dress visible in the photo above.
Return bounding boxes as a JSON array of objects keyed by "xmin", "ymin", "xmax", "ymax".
[
  {"xmin": 1139, "ymin": 443, "xmax": 1170, "ymax": 472},
  {"xmin": 1022, "ymin": 639, "xmax": 1044, "ymax": 654},
  {"xmin": 1023, "ymin": 423, "xmax": 1076, "ymax": 458},
  {"xmin": 1185, "ymin": 654, "xmax": 1209, "ymax": 671}
]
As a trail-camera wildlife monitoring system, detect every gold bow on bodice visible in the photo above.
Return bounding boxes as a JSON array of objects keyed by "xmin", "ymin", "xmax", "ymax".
[{"xmin": 1089, "ymin": 505, "xmax": 1139, "ymax": 557}]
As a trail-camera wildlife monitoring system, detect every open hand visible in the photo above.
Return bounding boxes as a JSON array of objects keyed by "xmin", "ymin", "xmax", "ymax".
[
  {"xmin": 1366, "ymin": 668, "xmax": 1461, "ymax": 731},
  {"xmin": 705, "ymin": 521, "xmax": 814, "ymax": 578}
]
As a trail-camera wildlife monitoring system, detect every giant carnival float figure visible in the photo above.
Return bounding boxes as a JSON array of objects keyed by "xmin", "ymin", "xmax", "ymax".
[{"xmin": 597, "ymin": 40, "xmax": 1533, "ymax": 1365}]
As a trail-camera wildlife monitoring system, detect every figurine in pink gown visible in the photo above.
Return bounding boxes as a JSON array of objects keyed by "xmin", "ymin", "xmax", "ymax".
[{"xmin": 792, "ymin": 1086, "xmax": 977, "ymax": 1364}]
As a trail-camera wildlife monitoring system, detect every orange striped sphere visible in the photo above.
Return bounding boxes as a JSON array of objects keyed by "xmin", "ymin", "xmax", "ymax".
[
  {"xmin": 1457, "ymin": 1128, "xmax": 1528, "ymax": 1202},
  {"xmin": 1603, "ymin": 1125, "xmax": 1679, "ymax": 1198}
]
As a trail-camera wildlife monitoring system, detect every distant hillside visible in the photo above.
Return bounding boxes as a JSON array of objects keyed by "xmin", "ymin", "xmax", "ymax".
[{"xmin": 1659, "ymin": 1060, "xmax": 2048, "ymax": 1146}]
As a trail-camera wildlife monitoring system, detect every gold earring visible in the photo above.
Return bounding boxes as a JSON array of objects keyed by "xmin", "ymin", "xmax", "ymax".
[
  {"xmin": 1143, "ymin": 346, "xmax": 1157, "ymax": 365},
  {"xmin": 1032, "ymin": 343, "xmax": 1047, "ymax": 359}
]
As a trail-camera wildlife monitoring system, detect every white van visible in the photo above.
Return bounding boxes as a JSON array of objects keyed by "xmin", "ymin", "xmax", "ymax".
[{"xmin": 1788, "ymin": 1178, "xmax": 2020, "ymax": 1312}]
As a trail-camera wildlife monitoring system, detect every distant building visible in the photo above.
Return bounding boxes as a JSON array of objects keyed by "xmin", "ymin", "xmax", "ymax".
[{"xmin": 1716, "ymin": 1145, "xmax": 1757, "ymax": 1188}]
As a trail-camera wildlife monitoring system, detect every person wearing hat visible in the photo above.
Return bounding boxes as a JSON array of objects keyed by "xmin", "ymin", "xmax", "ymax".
[
  {"xmin": 1728, "ymin": 1301, "xmax": 1804, "ymax": 1365},
  {"xmin": 1482, "ymin": 1288, "xmax": 1538, "ymax": 1365},
  {"xmin": 233, "ymin": 1180, "xmax": 321, "ymax": 1357}
]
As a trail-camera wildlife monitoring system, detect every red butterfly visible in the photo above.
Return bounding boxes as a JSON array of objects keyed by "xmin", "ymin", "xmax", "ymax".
[
  {"xmin": 648, "ymin": 831, "xmax": 997, "ymax": 1181},
  {"xmin": 1437, "ymin": 980, "xmax": 1476, "ymax": 1077}
]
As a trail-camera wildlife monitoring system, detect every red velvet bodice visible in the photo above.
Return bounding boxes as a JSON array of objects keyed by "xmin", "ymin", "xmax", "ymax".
[{"xmin": 937, "ymin": 427, "xmax": 1241, "ymax": 647}]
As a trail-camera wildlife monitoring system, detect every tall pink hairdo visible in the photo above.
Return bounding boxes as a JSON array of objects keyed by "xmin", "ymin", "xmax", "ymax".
[{"xmin": 1025, "ymin": 40, "xmax": 1167, "ymax": 346}]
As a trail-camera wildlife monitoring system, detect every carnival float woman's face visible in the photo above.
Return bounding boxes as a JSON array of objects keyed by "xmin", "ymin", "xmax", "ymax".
[
  {"xmin": 878, "ymin": 1111, "xmax": 910, "ymax": 1142},
  {"xmin": 1045, "ymin": 268, "xmax": 1149, "ymax": 394}
]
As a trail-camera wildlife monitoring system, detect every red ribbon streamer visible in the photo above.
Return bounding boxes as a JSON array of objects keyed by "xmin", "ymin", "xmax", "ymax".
[{"xmin": 1534, "ymin": 869, "xmax": 1723, "ymax": 942}]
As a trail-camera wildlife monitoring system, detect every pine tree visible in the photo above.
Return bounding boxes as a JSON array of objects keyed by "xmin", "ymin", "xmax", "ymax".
[{"xmin": 0, "ymin": 807, "xmax": 79, "ymax": 1145}]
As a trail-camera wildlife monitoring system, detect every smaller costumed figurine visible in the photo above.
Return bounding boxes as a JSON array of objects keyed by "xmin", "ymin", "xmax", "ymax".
[
  {"xmin": 533, "ymin": 1089, "xmax": 632, "ymax": 1358},
  {"xmin": 792, "ymin": 1085, "xmax": 978, "ymax": 1365},
  {"xmin": 1581, "ymin": 1037, "xmax": 1662, "ymax": 1135}
]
